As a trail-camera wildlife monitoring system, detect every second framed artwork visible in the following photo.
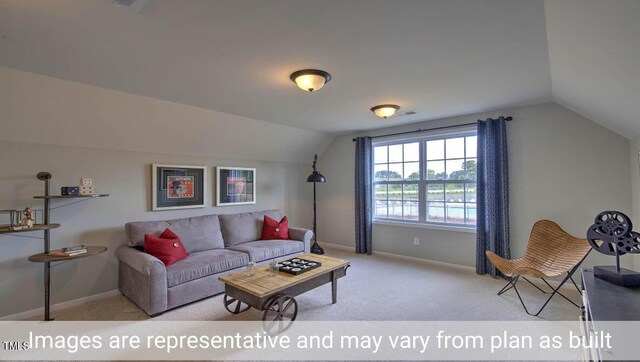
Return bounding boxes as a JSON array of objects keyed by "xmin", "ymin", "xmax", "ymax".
[{"xmin": 216, "ymin": 166, "xmax": 256, "ymax": 206}]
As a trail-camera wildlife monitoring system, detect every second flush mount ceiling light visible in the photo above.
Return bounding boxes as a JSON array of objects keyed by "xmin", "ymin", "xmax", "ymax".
[{"xmin": 370, "ymin": 104, "xmax": 400, "ymax": 119}]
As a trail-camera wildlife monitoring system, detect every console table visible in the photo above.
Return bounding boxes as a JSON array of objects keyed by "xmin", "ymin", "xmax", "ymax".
[
  {"xmin": 581, "ymin": 268, "xmax": 640, "ymax": 361},
  {"xmin": 0, "ymin": 172, "xmax": 108, "ymax": 321}
]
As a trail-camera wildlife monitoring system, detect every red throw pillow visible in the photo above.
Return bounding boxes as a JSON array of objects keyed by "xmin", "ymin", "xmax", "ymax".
[
  {"xmin": 261, "ymin": 215, "xmax": 289, "ymax": 240},
  {"xmin": 144, "ymin": 228, "xmax": 189, "ymax": 266}
]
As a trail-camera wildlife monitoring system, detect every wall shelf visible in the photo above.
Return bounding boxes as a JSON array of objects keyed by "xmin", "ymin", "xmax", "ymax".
[
  {"xmin": 0, "ymin": 224, "xmax": 60, "ymax": 234},
  {"xmin": 29, "ymin": 246, "xmax": 107, "ymax": 263},
  {"xmin": 0, "ymin": 171, "xmax": 109, "ymax": 321},
  {"xmin": 34, "ymin": 194, "xmax": 109, "ymax": 199}
]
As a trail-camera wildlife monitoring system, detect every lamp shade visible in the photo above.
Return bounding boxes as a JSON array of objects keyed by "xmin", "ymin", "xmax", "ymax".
[
  {"xmin": 371, "ymin": 104, "xmax": 400, "ymax": 118},
  {"xmin": 307, "ymin": 171, "xmax": 326, "ymax": 183},
  {"xmin": 290, "ymin": 69, "xmax": 331, "ymax": 92}
]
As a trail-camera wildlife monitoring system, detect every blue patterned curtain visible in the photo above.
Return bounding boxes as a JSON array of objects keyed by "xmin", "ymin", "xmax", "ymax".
[
  {"xmin": 355, "ymin": 137, "xmax": 373, "ymax": 254},
  {"xmin": 476, "ymin": 118, "xmax": 510, "ymax": 276}
]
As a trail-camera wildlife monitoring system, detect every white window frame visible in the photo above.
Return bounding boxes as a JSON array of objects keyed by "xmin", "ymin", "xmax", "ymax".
[{"xmin": 372, "ymin": 129, "xmax": 477, "ymax": 231}]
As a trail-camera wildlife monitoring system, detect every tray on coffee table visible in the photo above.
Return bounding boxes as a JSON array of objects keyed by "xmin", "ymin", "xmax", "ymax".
[{"xmin": 276, "ymin": 257, "xmax": 321, "ymax": 275}]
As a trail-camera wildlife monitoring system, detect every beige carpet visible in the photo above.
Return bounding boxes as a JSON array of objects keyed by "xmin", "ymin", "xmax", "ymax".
[{"xmin": 41, "ymin": 245, "xmax": 582, "ymax": 322}]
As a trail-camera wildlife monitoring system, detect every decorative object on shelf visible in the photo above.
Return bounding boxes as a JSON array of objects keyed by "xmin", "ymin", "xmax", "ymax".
[
  {"xmin": 60, "ymin": 186, "xmax": 80, "ymax": 196},
  {"xmin": 79, "ymin": 177, "xmax": 95, "ymax": 195},
  {"xmin": 79, "ymin": 185, "xmax": 94, "ymax": 195},
  {"xmin": 152, "ymin": 164, "xmax": 207, "ymax": 211},
  {"xmin": 307, "ymin": 154, "xmax": 326, "ymax": 255},
  {"xmin": 216, "ymin": 166, "xmax": 256, "ymax": 206},
  {"xmin": 0, "ymin": 208, "xmax": 44, "ymax": 232},
  {"xmin": 0, "ymin": 209, "xmax": 22, "ymax": 229},
  {"xmin": 289, "ymin": 69, "xmax": 331, "ymax": 92},
  {"xmin": 587, "ymin": 210, "xmax": 640, "ymax": 287},
  {"xmin": 370, "ymin": 104, "xmax": 400, "ymax": 119},
  {"xmin": 10, "ymin": 207, "xmax": 35, "ymax": 230}
]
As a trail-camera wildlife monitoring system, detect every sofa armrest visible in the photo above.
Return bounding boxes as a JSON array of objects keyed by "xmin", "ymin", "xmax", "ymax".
[
  {"xmin": 115, "ymin": 245, "xmax": 168, "ymax": 316},
  {"xmin": 289, "ymin": 226, "xmax": 313, "ymax": 243},
  {"xmin": 289, "ymin": 226, "xmax": 313, "ymax": 253},
  {"xmin": 115, "ymin": 245, "xmax": 166, "ymax": 276}
]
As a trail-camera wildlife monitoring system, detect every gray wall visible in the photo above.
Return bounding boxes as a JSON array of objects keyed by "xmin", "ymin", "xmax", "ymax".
[
  {"xmin": 317, "ymin": 102, "xmax": 632, "ymax": 269},
  {"xmin": 0, "ymin": 141, "xmax": 313, "ymax": 317}
]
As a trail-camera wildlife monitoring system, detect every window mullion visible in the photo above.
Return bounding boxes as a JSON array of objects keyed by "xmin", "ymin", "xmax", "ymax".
[
  {"xmin": 463, "ymin": 137, "xmax": 467, "ymax": 224},
  {"xmin": 443, "ymin": 140, "xmax": 447, "ymax": 223},
  {"xmin": 401, "ymin": 145, "xmax": 405, "ymax": 220},
  {"xmin": 386, "ymin": 146, "xmax": 390, "ymax": 218},
  {"xmin": 419, "ymin": 141, "xmax": 426, "ymax": 223}
]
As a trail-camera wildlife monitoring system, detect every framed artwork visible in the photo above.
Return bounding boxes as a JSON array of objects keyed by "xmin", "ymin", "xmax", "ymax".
[
  {"xmin": 216, "ymin": 167, "xmax": 256, "ymax": 206},
  {"xmin": 152, "ymin": 164, "xmax": 207, "ymax": 211}
]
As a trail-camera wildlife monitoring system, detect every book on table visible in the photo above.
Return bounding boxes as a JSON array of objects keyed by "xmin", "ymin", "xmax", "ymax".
[
  {"xmin": 62, "ymin": 245, "xmax": 86, "ymax": 252},
  {"xmin": 49, "ymin": 246, "xmax": 87, "ymax": 257}
]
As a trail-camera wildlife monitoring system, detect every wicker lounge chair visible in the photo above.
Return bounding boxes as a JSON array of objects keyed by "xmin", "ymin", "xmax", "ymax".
[{"xmin": 486, "ymin": 220, "xmax": 591, "ymax": 316}]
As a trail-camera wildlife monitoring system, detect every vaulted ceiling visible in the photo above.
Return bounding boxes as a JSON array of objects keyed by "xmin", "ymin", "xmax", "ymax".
[
  {"xmin": 0, "ymin": 0, "xmax": 638, "ymax": 137},
  {"xmin": 545, "ymin": 0, "xmax": 640, "ymax": 137}
]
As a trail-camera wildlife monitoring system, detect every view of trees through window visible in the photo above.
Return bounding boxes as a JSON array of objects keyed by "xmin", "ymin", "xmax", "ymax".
[{"xmin": 373, "ymin": 134, "xmax": 477, "ymax": 226}]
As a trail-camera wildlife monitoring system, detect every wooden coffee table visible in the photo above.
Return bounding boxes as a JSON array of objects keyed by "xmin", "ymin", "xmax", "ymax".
[{"xmin": 219, "ymin": 253, "xmax": 350, "ymax": 333}]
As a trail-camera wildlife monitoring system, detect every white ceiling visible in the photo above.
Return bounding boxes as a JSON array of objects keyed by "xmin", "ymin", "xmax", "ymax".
[
  {"xmin": 0, "ymin": 0, "xmax": 637, "ymax": 137},
  {"xmin": 0, "ymin": 0, "xmax": 552, "ymax": 134}
]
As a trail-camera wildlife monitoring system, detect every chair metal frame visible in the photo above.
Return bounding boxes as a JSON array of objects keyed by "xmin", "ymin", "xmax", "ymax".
[{"xmin": 495, "ymin": 253, "xmax": 590, "ymax": 316}]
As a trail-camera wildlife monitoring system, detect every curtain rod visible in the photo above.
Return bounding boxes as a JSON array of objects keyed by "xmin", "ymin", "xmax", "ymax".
[{"xmin": 351, "ymin": 116, "xmax": 512, "ymax": 142}]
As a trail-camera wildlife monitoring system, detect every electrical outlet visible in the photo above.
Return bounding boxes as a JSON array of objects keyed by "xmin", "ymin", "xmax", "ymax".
[{"xmin": 413, "ymin": 237, "xmax": 420, "ymax": 246}]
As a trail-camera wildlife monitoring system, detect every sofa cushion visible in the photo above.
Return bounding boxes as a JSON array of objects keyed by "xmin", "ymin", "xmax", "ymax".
[
  {"xmin": 144, "ymin": 228, "xmax": 189, "ymax": 267},
  {"xmin": 126, "ymin": 214, "xmax": 225, "ymax": 253},
  {"xmin": 166, "ymin": 249, "xmax": 249, "ymax": 287},
  {"xmin": 227, "ymin": 239, "xmax": 304, "ymax": 262},
  {"xmin": 261, "ymin": 215, "xmax": 289, "ymax": 240},
  {"xmin": 219, "ymin": 209, "xmax": 282, "ymax": 247}
]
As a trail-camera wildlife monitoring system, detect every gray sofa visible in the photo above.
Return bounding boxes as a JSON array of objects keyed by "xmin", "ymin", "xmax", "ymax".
[{"xmin": 115, "ymin": 209, "xmax": 312, "ymax": 316}]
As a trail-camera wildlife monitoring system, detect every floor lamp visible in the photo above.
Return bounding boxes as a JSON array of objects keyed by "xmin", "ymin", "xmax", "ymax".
[{"xmin": 307, "ymin": 154, "xmax": 325, "ymax": 255}]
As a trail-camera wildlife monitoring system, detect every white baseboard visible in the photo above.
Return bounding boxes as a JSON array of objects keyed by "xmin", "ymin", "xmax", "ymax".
[
  {"xmin": 1, "ymin": 289, "xmax": 121, "ymax": 321},
  {"xmin": 319, "ymin": 241, "xmax": 475, "ymax": 271}
]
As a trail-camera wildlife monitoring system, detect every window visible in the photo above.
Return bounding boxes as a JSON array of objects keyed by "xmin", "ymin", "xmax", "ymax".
[{"xmin": 373, "ymin": 132, "xmax": 477, "ymax": 228}]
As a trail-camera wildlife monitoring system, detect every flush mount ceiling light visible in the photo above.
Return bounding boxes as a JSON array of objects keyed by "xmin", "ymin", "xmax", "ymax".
[
  {"xmin": 370, "ymin": 104, "xmax": 400, "ymax": 119},
  {"xmin": 290, "ymin": 69, "xmax": 331, "ymax": 92}
]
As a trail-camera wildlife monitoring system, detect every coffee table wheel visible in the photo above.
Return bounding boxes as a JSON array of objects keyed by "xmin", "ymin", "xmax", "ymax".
[
  {"xmin": 262, "ymin": 295, "xmax": 298, "ymax": 335},
  {"xmin": 224, "ymin": 294, "xmax": 250, "ymax": 314}
]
